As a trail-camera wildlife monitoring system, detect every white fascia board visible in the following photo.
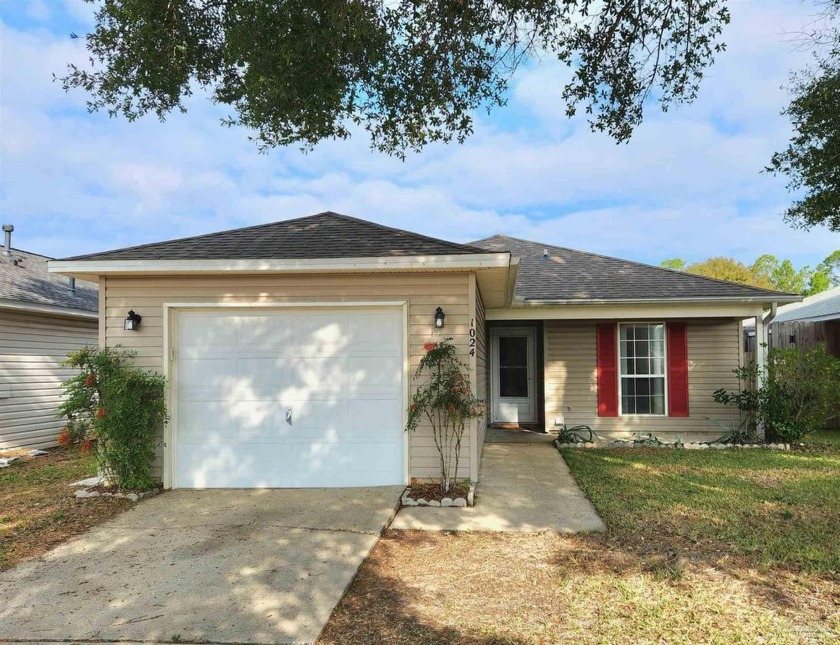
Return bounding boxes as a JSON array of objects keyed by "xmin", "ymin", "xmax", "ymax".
[
  {"xmin": 486, "ymin": 301, "xmax": 768, "ymax": 321},
  {"xmin": 518, "ymin": 295, "xmax": 801, "ymax": 306},
  {"xmin": 0, "ymin": 299, "xmax": 98, "ymax": 320},
  {"xmin": 48, "ymin": 253, "xmax": 511, "ymax": 276}
]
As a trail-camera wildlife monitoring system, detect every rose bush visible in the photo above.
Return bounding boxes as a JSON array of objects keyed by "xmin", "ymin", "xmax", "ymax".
[{"xmin": 406, "ymin": 339, "xmax": 483, "ymax": 495}]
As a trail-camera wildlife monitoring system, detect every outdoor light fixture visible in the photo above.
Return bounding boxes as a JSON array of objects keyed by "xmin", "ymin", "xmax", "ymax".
[
  {"xmin": 789, "ymin": 333, "xmax": 797, "ymax": 345},
  {"xmin": 434, "ymin": 307, "xmax": 445, "ymax": 329},
  {"xmin": 124, "ymin": 310, "xmax": 142, "ymax": 331}
]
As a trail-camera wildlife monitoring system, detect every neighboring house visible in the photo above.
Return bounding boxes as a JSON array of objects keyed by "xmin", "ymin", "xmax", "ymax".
[
  {"xmin": 0, "ymin": 225, "xmax": 99, "ymax": 450},
  {"xmin": 743, "ymin": 286, "xmax": 840, "ymax": 355},
  {"xmin": 49, "ymin": 212, "xmax": 798, "ymax": 488},
  {"xmin": 770, "ymin": 286, "xmax": 840, "ymax": 355}
]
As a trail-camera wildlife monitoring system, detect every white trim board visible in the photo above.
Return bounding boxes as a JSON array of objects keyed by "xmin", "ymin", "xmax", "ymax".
[
  {"xmin": 486, "ymin": 303, "xmax": 767, "ymax": 321},
  {"xmin": 49, "ymin": 253, "xmax": 511, "ymax": 277}
]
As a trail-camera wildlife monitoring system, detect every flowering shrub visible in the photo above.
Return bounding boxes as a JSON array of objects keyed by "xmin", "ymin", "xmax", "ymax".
[
  {"xmin": 60, "ymin": 347, "xmax": 167, "ymax": 490},
  {"xmin": 406, "ymin": 339, "xmax": 483, "ymax": 495}
]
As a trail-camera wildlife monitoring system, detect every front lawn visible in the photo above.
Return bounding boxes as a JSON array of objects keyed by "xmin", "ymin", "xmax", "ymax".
[
  {"xmin": 0, "ymin": 447, "xmax": 131, "ymax": 571},
  {"xmin": 321, "ymin": 447, "xmax": 839, "ymax": 644},
  {"xmin": 803, "ymin": 429, "xmax": 840, "ymax": 447},
  {"xmin": 564, "ymin": 447, "xmax": 840, "ymax": 573}
]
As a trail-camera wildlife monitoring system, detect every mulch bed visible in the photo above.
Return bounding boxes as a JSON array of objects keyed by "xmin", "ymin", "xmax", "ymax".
[
  {"xmin": 0, "ymin": 447, "xmax": 133, "ymax": 571},
  {"xmin": 405, "ymin": 481, "xmax": 471, "ymax": 503}
]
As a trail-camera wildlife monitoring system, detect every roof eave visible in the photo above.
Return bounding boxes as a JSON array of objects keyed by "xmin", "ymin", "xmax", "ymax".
[
  {"xmin": 0, "ymin": 298, "xmax": 98, "ymax": 320},
  {"xmin": 48, "ymin": 253, "xmax": 512, "ymax": 277},
  {"xmin": 515, "ymin": 295, "xmax": 803, "ymax": 307}
]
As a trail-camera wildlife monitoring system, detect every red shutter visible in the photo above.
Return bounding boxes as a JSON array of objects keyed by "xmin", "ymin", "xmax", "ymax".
[
  {"xmin": 667, "ymin": 322, "xmax": 689, "ymax": 417},
  {"xmin": 596, "ymin": 323, "xmax": 618, "ymax": 417}
]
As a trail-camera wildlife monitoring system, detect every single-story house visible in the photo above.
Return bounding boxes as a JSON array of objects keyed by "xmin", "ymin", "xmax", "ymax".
[
  {"xmin": 1, "ymin": 225, "xmax": 99, "ymax": 450},
  {"xmin": 50, "ymin": 212, "xmax": 799, "ymax": 488}
]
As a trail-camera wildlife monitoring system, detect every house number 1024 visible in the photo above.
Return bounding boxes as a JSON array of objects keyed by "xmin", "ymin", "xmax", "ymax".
[{"xmin": 469, "ymin": 319, "xmax": 476, "ymax": 356}]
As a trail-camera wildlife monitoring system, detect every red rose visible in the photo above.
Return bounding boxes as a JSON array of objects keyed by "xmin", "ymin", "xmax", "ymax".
[
  {"xmin": 84, "ymin": 373, "xmax": 96, "ymax": 387},
  {"xmin": 423, "ymin": 341, "xmax": 437, "ymax": 352},
  {"xmin": 57, "ymin": 427, "xmax": 70, "ymax": 446},
  {"xmin": 95, "ymin": 408, "xmax": 106, "ymax": 419},
  {"xmin": 81, "ymin": 439, "xmax": 93, "ymax": 454}
]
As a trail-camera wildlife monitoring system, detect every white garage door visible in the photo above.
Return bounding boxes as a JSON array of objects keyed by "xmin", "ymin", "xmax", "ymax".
[{"xmin": 174, "ymin": 307, "xmax": 405, "ymax": 488}]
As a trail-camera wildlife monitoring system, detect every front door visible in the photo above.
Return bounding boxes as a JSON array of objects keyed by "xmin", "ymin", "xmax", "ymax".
[{"xmin": 491, "ymin": 327, "xmax": 537, "ymax": 424}]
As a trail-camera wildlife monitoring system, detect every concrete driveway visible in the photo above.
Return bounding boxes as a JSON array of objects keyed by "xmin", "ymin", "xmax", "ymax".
[{"xmin": 0, "ymin": 487, "xmax": 403, "ymax": 644}]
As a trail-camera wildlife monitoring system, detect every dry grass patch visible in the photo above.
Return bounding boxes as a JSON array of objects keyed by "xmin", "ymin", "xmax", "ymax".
[
  {"xmin": 322, "ymin": 447, "xmax": 839, "ymax": 644},
  {"xmin": 321, "ymin": 531, "xmax": 837, "ymax": 644},
  {"xmin": 0, "ymin": 446, "xmax": 132, "ymax": 571}
]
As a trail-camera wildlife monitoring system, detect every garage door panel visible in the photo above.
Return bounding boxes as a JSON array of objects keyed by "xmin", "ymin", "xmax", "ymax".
[
  {"xmin": 177, "ymin": 445, "xmax": 295, "ymax": 488},
  {"xmin": 179, "ymin": 358, "xmax": 236, "ymax": 387},
  {"xmin": 179, "ymin": 315, "xmax": 237, "ymax": 349},
  {"xmin": 236, "ymin": 315, "xmax": 293, "ymax": 349},
  {"xmin": 349, "ymin": 356, "xmax": 401, "ymax": 392},
  {"xmin": 348, "ymin": 312, "xmax": 401, "ymax": 349},
  {"xmin": 175, "ymin": 307, "xmax": 404, "ymax": 488},
  {"xmin": 294, "ymin": 313, "xmax": 347, "ymax": 347},
  {"xmin": 178, "ymin": 401, "xmax": 290, "ymax": 441},
  {"xmin": 235, "ymin": 358, "xmax": 290, "ymax": 385},
  {"xmin": 349, "ymin": 399, "xmax": 403, "ymax": 433}
]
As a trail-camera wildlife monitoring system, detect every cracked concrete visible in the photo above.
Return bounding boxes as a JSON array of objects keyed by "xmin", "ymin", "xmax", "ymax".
[{"xmin": 0, "ymin": 487, "xmax": 403, "ymax": 644}]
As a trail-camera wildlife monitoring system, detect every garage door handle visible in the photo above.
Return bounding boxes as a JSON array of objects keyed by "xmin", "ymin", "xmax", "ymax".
[{"xmin": 286, "ymin": 407, "xmax": 292, "ymax": 424}]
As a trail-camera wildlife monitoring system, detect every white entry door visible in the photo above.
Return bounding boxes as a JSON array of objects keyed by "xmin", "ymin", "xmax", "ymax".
[
  {"xmin": 173, "ymin": 307, "xmax": 405, "ymax": 488},
  {"xmin": 491, "ymin": 327, "xmax": 537, "ymax": 424}
]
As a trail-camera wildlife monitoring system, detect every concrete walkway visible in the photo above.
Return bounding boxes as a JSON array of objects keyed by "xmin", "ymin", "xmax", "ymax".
[
  {"xmin": 391, "ymin": 443, "xmax": 606, "ymax": 533},
  {"xmin": 0, "ymin": 487, "xmax": 403, "ymax": 645}
]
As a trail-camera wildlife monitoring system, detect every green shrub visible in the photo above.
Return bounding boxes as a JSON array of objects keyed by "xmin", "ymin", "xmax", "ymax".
[
  {"xmin": 60, "ymin": 346, "xmax": 167, "ymax": 490},
  {"xmin": 714, "ymin": 344, "xmax": 840, "ymax": 441}
]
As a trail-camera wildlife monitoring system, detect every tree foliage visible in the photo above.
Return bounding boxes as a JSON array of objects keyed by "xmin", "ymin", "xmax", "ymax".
[
  {"xmin": 661, "ymin": 250, "xmax": 840, "ymax": 295},
  {"xmin": 60, "ymin": 346, "xmax": 167, "ymax": 490},
  {"xmin": 768, "ymin": 1, "xmax": 840, "ymax": 231},
  {"xmin": 60, "ymin": 0, "xmax": 730, "ymax": 156}
]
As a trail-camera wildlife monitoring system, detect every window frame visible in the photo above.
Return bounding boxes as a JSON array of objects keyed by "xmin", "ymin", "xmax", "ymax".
[{"xmin": 617, "ymin": 322, "xmax": 669, "ymax": 417}]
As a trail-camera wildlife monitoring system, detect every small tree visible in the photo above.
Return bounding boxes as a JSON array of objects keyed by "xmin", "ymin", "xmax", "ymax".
[
  {"xmin": 60, "ymin": 347, "xmax": 167, "ymax": 490},
  {"xmin": 406, "ymin": 339, "xmax": 483, "ymax": 495}
]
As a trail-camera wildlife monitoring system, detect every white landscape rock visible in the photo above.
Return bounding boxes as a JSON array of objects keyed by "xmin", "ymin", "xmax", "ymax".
[
  {"xmin": 69, "ymin": 476, "xmax": 104, "ymax": 488},
  {"xmin": 440, "ymin": 497, "xmax": 453, "ymax": 507},
  {"xmin": 453, "ymin": 498, "xmax": 467, "ymax": 507},
  {"xmin": 427, "ymin": 500, "xmax": 441, "ymax": 507}
]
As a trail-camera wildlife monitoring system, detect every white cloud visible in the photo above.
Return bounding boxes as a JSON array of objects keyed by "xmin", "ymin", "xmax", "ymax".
[{"xmin": 0, "ymin": 0, "xmax": 838, "ymax": 270}]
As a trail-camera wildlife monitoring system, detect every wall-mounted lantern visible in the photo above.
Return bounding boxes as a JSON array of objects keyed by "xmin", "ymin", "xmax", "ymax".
[
  {"xmin": 789, "ymin": 333, "xmax": 796, "ymax": 345},
  {"xmin": 124, "ymin": 310, "xmax": 142, "ymax": 331},
  {"xmin": 434, "ymin": 307, "xmax": 445, "ymax": 329}
]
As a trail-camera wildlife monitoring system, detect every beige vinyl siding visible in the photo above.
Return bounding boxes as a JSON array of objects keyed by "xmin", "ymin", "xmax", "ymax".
[
  {"xmin": 544, "ymin": 318, "xmax": 741, "ymax": 441},
  {"xmin": 102, "ymin": 272, "xmax": 472, "ymax": 482},
  {"xmin": 472, "ymin": 276, "xmax": 488, "ymax": 462},
  {"xmin": 0, "ymin": 310, "xmax": 98, "ymax": 449}
]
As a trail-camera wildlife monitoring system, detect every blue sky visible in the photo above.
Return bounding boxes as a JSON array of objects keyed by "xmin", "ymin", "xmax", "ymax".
[{"xmin": 1, "ymin": 0, "xmax": 838, "ymax": 268}]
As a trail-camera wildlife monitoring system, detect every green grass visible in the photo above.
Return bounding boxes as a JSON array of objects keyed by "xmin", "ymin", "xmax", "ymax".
[
  {"xmin": 563, "ymin": 447, "xmax": 840, "ymax": 573},
  {"xmin": 802, "ymin": 429, "xmax": 840, "ymax": 446}
]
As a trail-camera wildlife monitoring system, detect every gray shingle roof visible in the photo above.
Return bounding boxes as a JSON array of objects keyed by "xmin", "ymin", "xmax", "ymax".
[
  {"xmin": 0, "ymin": 249, "xmax": 98, "ymax": 313},
  {"xmin": 471, "ymin": 234, "xmax": 796, "ymax": 302},
  {"xmin": 61, "ymin": 212, "xmax": 487, "ymax": 261},
  {"xmin": 772, "ymin": 286, "xmax": 840, "ymax": 323}
]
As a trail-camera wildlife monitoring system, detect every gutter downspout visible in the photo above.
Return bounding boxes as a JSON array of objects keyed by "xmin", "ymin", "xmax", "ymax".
[{"xmin": 754, "ymin": 301, "xmax": 778, "ymax": 441}]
